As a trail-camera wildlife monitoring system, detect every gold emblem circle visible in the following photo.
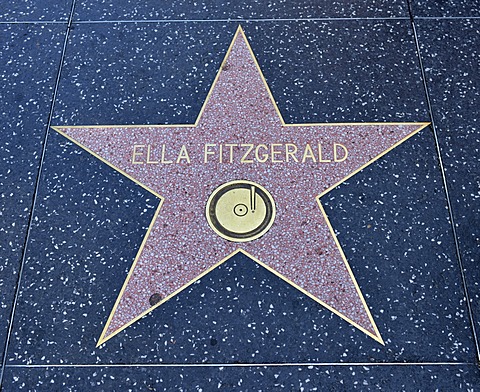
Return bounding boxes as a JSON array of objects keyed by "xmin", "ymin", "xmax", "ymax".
[{"xmin": 206, "ymin": 180, "xmax": 276, "ymax": 242}]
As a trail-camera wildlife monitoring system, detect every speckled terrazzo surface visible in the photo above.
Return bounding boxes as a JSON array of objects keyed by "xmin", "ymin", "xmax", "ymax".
[{"xmin": 1, "ymin": 2, "xmax": 479, "ymax": 391}]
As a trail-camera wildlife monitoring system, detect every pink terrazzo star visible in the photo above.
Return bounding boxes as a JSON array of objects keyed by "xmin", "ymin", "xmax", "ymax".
[{"xmin": 54, "ymin": 26, "xmax": 428, "ymax": 346}]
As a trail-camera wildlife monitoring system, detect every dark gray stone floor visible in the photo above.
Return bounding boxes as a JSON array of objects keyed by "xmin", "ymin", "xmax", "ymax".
[{"xmin": 1, "ymin": 0, "xmax": 479, "ymax": 390}]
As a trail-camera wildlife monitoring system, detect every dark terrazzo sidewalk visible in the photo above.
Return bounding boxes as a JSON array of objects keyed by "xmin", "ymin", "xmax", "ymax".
[{"xmin": 1, "ymin": 0, "xmax": 479, "ymax": 390}]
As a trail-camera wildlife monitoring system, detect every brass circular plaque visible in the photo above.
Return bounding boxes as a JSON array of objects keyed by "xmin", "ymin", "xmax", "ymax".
[{"xmin": 206, "ymin": 180, "xmax": 276, "ymax": 242}]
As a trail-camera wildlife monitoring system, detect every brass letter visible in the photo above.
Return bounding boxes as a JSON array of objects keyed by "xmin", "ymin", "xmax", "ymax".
[
  {"xmin": 176, "ymin": 145, "xmax": 191, "ymax": 164},
  {"xmin": 225, "ymin": 143, "xmax": 237, "ymax": 163},
  {"xmin": 161, "ymin": 144, "xmax": 173, "ymax": 164},
  {"xmin": 132, "ymin": 144, "xmax": 145, "ymax": 164},
  {"xmin": 318, "ymin": 143, "xmax": 331, "ymax": 163},
  {"xmin": 285, "ymin": 143, "xmax": 299, "ymax": 163},
  {"xmin": 270, "ymin": 143, "xmax": 283, "ymax": 163},
  {"xmin": 204, "ymin": 144, "xmax": 216, "ymax": 163},
  {"xmin": 255, "ymin": 144, "xmax": 269, "ymax": 163},
  {"xmin": 146, "ymin": 145, "xmax": 159, "ymax": 164},
  {"xmin": 240, "ymin": 144, "xmax": 254, "ymax": 163},
  {"xmin": 301, "ymin": 143, "xmax": 317, "ymax": 163},
  {"xmin": 334, "ymin": 143, "xmax": 348, "ymax": 162}
]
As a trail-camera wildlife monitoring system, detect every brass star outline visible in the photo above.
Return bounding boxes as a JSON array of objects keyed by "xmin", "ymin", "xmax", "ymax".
[{"xmin": 53, "ymin": 26, "xmax": 429, "ymax": 347}]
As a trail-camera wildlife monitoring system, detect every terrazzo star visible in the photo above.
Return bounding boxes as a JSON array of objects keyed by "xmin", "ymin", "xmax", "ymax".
[{"xmin": 53, "ymin": 26, "xmax": 428, "ymax": 346}]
